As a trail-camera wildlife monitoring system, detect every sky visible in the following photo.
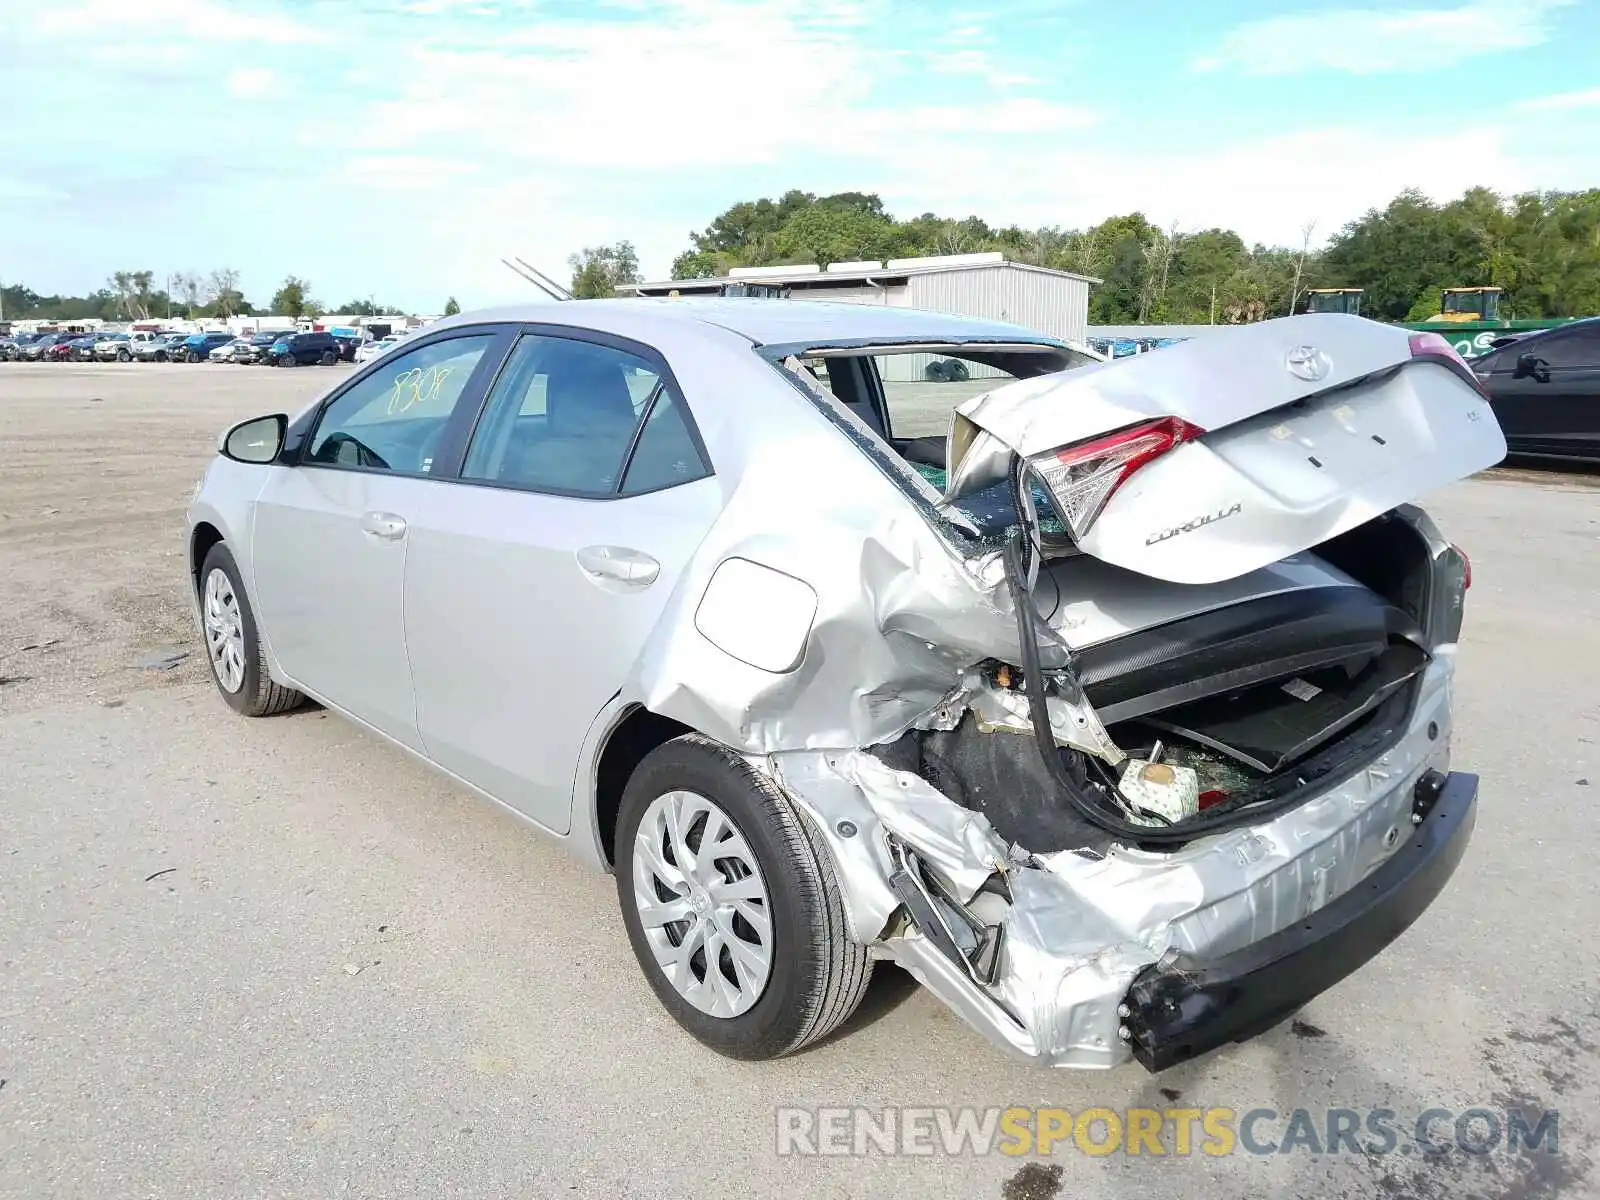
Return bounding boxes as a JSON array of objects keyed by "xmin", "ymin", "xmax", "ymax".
[{"xmin": 1, "ymin": 0, "xmax": 1597, "ymax": 313}]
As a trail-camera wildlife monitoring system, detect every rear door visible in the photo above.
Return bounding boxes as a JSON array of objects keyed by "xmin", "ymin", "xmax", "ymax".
[
  {"xmin": 248, "ymin": 326, "xmax": 510, "ymax": 746},
  {"xmin": 400, "ymin": 327, "xmax": 720, "ymax": 833}
]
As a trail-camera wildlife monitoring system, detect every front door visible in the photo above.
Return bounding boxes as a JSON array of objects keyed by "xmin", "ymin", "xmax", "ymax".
[
  {"xmin": 249, "ymin": 329, "xmax": 506, "ymax": 747},
  {"xmin": 401, "ymin": 329, "xmax": 720, "ymax": 834}
]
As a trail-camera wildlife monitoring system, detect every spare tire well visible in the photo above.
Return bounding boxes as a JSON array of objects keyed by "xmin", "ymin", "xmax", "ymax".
[{"xmin": 594, "ymin": 707, "xmax": 693, "ymax": 865}]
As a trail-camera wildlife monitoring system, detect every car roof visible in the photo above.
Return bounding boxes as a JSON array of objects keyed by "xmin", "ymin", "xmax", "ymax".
[{"xmin": 422, "ymin": 297, "xmax": 1064, "ymax": 350}]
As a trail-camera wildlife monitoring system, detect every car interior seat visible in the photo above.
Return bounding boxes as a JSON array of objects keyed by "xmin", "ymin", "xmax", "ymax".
[{"xmin": 506, "ymin": 346, "xmax": 640, "ymax": 492}]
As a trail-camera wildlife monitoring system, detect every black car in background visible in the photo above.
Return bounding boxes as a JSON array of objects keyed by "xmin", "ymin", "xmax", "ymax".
[
  {"xmin": 62, "ymin": 334, "xmax": 99, "ymax": 362},
  {"xmin": 1472, "ymin": 318, "xmax": 1600, "ymax": 464},
  {"xmin": 266, "ymin": 330, "xmax": 340, "ymax": 366}
]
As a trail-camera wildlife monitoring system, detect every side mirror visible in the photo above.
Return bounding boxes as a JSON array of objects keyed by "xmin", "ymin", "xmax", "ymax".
[
  {"xmin": 1514, "ymin": 352, "xmax": 1551, "ymax": 383},
  {"xmin": 219, "ymin": 413, "xmax": 287, "ymax": 464}
]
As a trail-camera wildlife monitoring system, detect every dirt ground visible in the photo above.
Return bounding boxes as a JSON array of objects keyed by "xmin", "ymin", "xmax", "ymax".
[
  {"xmin": 3, "ymin": 361, "xmax": 1600, "ymax": 1200},
  {"xmin": 0, "ymin": 362, "xmax": 345, "ymax": 709}
]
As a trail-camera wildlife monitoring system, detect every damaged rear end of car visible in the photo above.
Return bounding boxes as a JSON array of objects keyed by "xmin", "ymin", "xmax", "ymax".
[{"xmin": 620, "ymin": 311, "xmax": 1502, "ymax": 1070}]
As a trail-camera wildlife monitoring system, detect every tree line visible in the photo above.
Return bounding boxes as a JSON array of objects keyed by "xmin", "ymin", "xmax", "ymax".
[
  {"xmin": 12, "ymin": 184, "xmax": 1598, "ymax": 325},
  {"xmin": 569, "ymin": 185, "xmax": 1600, "ymax": 323},
  {"xmin": 1, "ymin": 270, "xmax": 454, "ymax": 323}
]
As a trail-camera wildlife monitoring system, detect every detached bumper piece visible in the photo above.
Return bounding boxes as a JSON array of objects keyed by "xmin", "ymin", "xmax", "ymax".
[{"xmin": 1120, "ymin": 769, "xmax": 1477, "ymax": 1072}]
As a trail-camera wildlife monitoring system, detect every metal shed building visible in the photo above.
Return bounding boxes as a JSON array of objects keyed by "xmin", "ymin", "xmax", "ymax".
[{"xmin": 622, "ymin": 252, "xmax": 1098, "ymax": 381}]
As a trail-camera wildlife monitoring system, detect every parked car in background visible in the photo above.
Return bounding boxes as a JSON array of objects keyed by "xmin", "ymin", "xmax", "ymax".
[
  {"xmin": 57, "ymin": 334, "xmax": 99, "ymax": 361},
  {"xmin": 266, "ymin": 330, "xmax": 340, "ymax": 366},
  {"xmin": 0, "ymin": 332, "xmax": 39, "ymax": 360},
  {"xmin": 352, "ymin": 335, "xmax": 399, "ymax": 364},
  {"xmin": 134, "ymin": 332, "xmax": 193, "ymax": 362},
  {"xmin": 234, "ymin": 330, "xmax": 295, "ymax": 364},
  {"xmin": 188, "ymin": 303, "xmax": 1498, "ymax": 1072},
  {"xmin": 176, "ymin": 332, "xmax": 236, "ymax": 363},
  {"xmin": 20, "ymin": 333, "xmax": 77, "ymax": 361},
  {"xmin": 92, "ymin": 332, "xmax": 133, "ymax": 361},
  {"xmin": 210, "ymin": 337, "xmax": 252, "ymax": 363},
  {"xmin": 1471, "ymin": 317, "xmax": 1600, "ymax": 464},
  {"xmin": 94, "ymin": 330, "xmax": 169, "ymax": 361}
]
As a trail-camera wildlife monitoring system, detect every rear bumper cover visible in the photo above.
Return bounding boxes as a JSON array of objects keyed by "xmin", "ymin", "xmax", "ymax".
[{"xmin": 1120, "ymin": 769, "xmax": 1477, "ymax": 1071}]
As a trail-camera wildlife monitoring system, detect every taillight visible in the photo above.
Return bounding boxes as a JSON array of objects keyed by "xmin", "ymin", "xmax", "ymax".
[
  {"xmin": 1454, "ymin": 543, "xmax": 1472, "ymax": 589},
  {"xmin": 1025, "ymin": 416, "xmax": 1205, "ymax": 542},
  {"xmin": 1409, "ymin": 331, "xmax": 1489, "ymax": 398}
]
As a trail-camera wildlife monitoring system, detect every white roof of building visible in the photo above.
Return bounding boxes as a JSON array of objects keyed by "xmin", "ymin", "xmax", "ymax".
[{"xmin": 624, "ymin": 252, "xmax": 1099, "ymax": 294}]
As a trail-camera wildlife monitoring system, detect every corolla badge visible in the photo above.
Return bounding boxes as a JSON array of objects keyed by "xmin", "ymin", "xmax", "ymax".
[{"xmin": 1286, "ymin": 345, "xmax": 1332, "ymax": 382}]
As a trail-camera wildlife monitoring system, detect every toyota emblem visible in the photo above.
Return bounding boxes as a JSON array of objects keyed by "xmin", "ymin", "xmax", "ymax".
[{"xmin": 1286, "ymin": 345, "xmax": 1332, "ymax": 382}]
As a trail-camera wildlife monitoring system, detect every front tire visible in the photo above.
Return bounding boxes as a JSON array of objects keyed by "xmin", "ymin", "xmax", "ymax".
[
  {"xmin": 117, "ymin": 347, "xmax": 131, "ymax": 362},
  {"xmin": 198, "ymin": 543, "xmax": 303, "ymax": 717},
  {"xmin": 616, "ymin": 734, "xmax": 872, "ymax": 1060}
]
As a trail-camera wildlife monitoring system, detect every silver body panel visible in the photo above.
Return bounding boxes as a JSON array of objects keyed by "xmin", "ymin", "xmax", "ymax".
[{"xmin": 188, "ymin": 300, "xmax": 1492, "ymax": 1066}]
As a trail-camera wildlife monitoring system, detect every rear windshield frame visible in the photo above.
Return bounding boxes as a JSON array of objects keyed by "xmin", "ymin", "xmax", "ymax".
[{"xmin": 756, "ymin": 338, "xmax": 1076, "ymax": 557}]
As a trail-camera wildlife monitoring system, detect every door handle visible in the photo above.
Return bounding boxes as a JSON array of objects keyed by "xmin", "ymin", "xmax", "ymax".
[
  {"xmin": 360, "ymin": 511, "xmax": 407, "ymax": 540},
  {"xmin": 577, "ymin": 545, "xmax": 660, "ymax": 587}
]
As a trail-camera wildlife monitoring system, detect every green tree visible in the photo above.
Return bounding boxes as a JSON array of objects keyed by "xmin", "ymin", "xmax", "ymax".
[
  {"xmin": 443, "ymin": 296, "xmax": 461, "ymax": 316},
  {"xmin": 108, "ymin": 270, "xmax": 156, "ymax": 320},
  {"xmin": 202, "ymin": 268, "xmax": 249, "ymax": 318},
  {"xmin": 772, "ymin": 205, "xmax": 891, "ymax": 268},
  {"xmin": 669, "ymin": 250, "xmax": 724, "ymax": 279},
  {"xmin": 271, "ymin": 276, "xmax": 316, "ymax": 318},
  {"xmin": 568, "ymin": 242, "xmax": 641, "ymax": 299}
]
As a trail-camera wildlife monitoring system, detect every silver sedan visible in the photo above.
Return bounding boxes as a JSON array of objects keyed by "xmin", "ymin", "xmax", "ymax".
[{"xmin": 187, "ymin": 300, "xmax": 1502, "ymax": 1069}]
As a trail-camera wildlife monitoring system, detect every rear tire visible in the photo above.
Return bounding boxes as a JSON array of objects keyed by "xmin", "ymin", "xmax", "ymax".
[
  {"xmin": 615, "ymin": 734, "xmax": 873, "ymax": 1060},
  {"xmin": 319, "ymin": 349, "xmax": 336, "ymax": 365},
  {"xmin": 198, "ymin": 542, "xmax": 304, "ymax": 718}
]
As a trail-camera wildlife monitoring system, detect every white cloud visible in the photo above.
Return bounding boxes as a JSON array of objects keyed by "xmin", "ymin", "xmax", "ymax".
[
  {"xmin": 341, "ymin": 155, "xmax": 483, "ymax": 190},
  {"xmin": 0, "ymin": 178, "xmax": 69, "ymax": 203},
  {"xmin": 1, "ymin": 0, "xmax": 1591, "ymax": 312},
  {"xmin": 36, "ymin": 0, "xmax": 327, "ymax": 43},
  {"xmin": 1196, "ymin": 0, "xmax": 1573, "ymax": 75},
  {"xmin": 1513, "ymin": 86, "xmax": 1600, "ymax": 112},
  {"xmin": 226, "ymin": 68, "xmax": 276, "ymax": 97}
]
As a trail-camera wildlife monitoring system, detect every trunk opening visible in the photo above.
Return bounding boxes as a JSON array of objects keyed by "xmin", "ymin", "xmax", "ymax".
[{"xmin": 883, "ymin": 510, "xmax": 1447, "ymax": 856}]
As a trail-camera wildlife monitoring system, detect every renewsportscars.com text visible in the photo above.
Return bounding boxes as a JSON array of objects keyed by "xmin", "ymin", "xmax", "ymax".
[{"xmin": 775, "ymin": 1105, "xmax": 1559, "ymax": 1159}]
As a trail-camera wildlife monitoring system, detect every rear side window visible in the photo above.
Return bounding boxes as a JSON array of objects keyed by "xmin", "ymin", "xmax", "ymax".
[
  {"xmin": 462, "ymin": 333, "xmax": 708, "ymax": 496},
  {"xmin": 1538, "ymin": 325, "xmax": 1600, "ymax": 370},
  {"xmin": 306, "ymin": 334, "xmax": 495, "ymax": 474}
]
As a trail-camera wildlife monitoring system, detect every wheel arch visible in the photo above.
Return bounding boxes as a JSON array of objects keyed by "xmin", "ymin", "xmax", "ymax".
[
  {"xmin": 590, "ymin": 704, "xmax": 696, "ymax": 868},
  {"xmin": 190, "ymin": 520, "xmax": 226, "ymax": 598}
]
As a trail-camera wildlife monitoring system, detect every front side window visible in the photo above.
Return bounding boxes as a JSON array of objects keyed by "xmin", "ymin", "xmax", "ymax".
[
  {"xmin": 306, "ymin": 334, "xmax": 494, "ymax": 474},
  {"xmin": 462, "ymin": 333, "xmax": 708, "ymax": 496}
]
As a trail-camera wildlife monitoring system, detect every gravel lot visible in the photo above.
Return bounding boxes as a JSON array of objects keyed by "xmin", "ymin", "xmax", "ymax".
[{"xmin": 3, "ymin": 363, "xmax": 1599, "ymax": 1199}]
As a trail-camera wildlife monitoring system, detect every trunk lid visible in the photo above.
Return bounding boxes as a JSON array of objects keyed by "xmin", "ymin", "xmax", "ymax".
[{"xmin": 944, "ymin": 314, "xmax": 1506, "ymax": 585}]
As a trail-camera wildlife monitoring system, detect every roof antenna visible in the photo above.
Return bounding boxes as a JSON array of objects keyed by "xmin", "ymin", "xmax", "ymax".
[{"xmin": 500, "ymin": 257, "xmax": 573, "ymax": 302}]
